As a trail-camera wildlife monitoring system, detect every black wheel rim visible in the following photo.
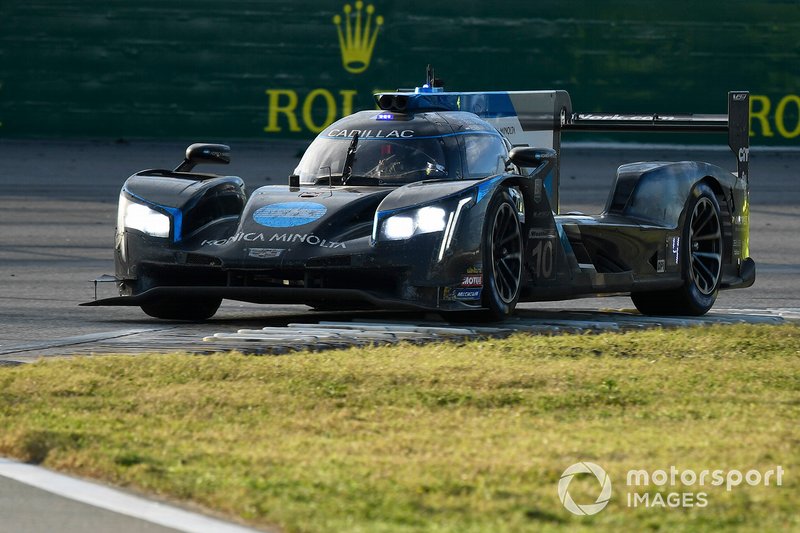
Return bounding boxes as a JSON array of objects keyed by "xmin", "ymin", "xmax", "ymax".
[
  {"xmin": 491, "ymin": 203, "xmax": 522, "ymax": 304},
  {"xmin": 689, "ymin": 197, "xmax": 722, "ymax": 295}
]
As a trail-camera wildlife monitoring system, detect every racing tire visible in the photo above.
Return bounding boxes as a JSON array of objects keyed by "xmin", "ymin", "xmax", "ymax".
[
  {"xmin": 631, "ymin": 183, "xmax": 723, "ymax": 316},
  {"xmin": 444, "ymin": 189, "xmax": 523, "ymax": 323},
  {"xmin": 140, "ymin": 297, "xmax": 222, "ymax": 321}
]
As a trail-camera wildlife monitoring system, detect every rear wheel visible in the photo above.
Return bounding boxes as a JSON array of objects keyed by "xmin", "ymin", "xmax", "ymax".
[
  {"xmin": 140, "ymin": 297, "xmax": 221, "ymax": 321},
  {"xmin": 632, "ymin": 183, "xmax": 723, "ymax": 316}
]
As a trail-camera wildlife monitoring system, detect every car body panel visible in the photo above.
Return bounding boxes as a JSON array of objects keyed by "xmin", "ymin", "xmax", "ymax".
[{"xmin": 85, "ymin": 85, "xmax": 755, "ymax": 317}]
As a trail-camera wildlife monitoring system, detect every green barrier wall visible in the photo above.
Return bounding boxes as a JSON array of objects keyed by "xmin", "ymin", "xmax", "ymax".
[{"xmin": 1, "ymin": 1, "xmax": 799, "ymax": 144}]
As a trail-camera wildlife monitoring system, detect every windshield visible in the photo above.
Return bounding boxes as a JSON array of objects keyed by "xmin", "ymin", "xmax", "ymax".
[
  {"xmin": 462, "ymin": 133, "xmax": 509, "ymax": 178},
  {"xmin": 295, "ymin": 137, "xmax": 449, "ymax": 185}
]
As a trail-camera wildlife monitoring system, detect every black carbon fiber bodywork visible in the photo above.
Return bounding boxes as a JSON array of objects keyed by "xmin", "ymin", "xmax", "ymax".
[{"xmin": 85, "ymin": 90, "xmax": 755, "ymax": 316}]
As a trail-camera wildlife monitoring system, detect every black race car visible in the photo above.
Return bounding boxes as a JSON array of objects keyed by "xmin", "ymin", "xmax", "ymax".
[{"xmin": 84, "ymin": 74, "xmax": 755, "ymax": 321}]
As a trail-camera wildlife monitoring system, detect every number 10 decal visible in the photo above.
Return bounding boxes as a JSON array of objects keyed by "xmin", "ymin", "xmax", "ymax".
[{"xmin": 530, "ymin": 239, "xmax": 554, "ymax": 278}]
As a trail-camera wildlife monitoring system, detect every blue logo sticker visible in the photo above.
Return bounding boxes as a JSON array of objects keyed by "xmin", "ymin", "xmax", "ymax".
[
  {"xmin": 253, "ymin": 202, "xmax": 327, "ymax": 228},
  {"xmin": 452, "ymin": 288, "xmax": 482, "ymax": 300}
]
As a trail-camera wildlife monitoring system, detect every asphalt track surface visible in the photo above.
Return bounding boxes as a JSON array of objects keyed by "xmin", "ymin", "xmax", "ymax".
[
  {"xmin": 0, "ymin": 139, "xmax": 798, "ymax": 355},
  {"xmin": 0, "ymin": 139, "xmax": 798, "ymax": 531}
]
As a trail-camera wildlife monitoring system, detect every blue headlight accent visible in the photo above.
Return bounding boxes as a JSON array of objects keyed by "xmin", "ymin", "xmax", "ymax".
[
  {"xmin": 376, "ymin": 113, "xmax": 395, "ymax": 120},
  {"xmin": 163, "ymin": 206, "xmax": 183, "ymax": 242}
]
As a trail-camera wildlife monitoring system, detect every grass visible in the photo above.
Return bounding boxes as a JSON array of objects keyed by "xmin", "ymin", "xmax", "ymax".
[{"xmin": 0, "ymin": 324, "xmax": 798, "ymax": 532}]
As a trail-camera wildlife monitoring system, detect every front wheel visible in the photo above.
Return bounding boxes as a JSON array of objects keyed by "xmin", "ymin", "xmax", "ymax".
[
  {"xmin": 140, "ymin": 297, "xmax": 222, "ymax": 321},
  {"xmin": 632, "ymin": 183, "xmax": 723, "ymax": 316},
  {"xmin": 483, "ymin": 190, "xmax": 524, "ymax": 319},
  {"xmin": 445, "ymin": 189, "xmax": 523, "ymax": 324}
]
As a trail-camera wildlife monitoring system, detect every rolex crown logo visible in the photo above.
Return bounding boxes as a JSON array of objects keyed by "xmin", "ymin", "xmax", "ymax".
[{"xmin": 333, "ymin": 2, "xmax": 384, "ymax": 74}]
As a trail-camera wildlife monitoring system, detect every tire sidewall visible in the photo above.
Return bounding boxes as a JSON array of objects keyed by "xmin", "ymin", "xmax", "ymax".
[
  {"xmin": 681, "ymin": 183, "xmax": 723, "ymax": 314},
  {"xmin": 482, "ymin": 189, "xmax": 522, "ymax": 319}
]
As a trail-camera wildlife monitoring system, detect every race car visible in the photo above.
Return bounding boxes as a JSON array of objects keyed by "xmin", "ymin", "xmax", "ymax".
[{"xmin": 83, "ymin": 72, "xmax": 754, "ymax": 321}]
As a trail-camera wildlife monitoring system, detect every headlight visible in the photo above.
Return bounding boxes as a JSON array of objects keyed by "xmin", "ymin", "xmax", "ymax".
[
  {"xmin": 380, "ymin": 206, "xmax": 447, "ymax": 240},
  {"xmin": 119, "ymin": 195, "xmax": 171, "ymax": 238}
]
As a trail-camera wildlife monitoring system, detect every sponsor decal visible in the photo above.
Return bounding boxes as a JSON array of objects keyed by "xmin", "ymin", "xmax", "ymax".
[
  {"xmin": 248, "ymin": 248, "xmax": 284, "ymax": 259},
  {"xmin": 738, "ymin": 147, "xmax": 750, "ymax": 163},
  {"xmin": 670, "ymin": 236, "xmax": 681, "ymax": 266},
  {"xmin": 656, "ymin": 259, "xmax": 666, "ymax": 273},
  {"xmin": 327, "ymin": 128, "xmax": 414, "ymax": 138},
  {"xmin": 467, "ymin": 264, "xmax": 482, "ymax": 274},
  {"xmin": 451, "ymin": 288, "xmax": 482, "ymax": 300},
  {"xmin": 528, "ymin": 228, "xmax": 556, "ymax": 239},
  {"xmin": 253, "ymin": 202, "xmax": 327, "ymax": 228},
  {"xmin": 577, "ymin": 113, "xmax": 677, "ymax": 121},
  {"xmin": 461, "ymin": 274, "xmax": 483, "ymax": 287},
  {"xmin": 732, "ymin": 238, "xmax": 742, "ymax": 258},
  {"xmin": 269, "ymin": 233, "xmax": 346, "ymax": 249},
  {"xmin": 202, "ymin": 232, "xmax": 266, "ymax": 246},
  {"xmin": 533, "ymin": 178, "xmax": 542, "ymax": 203}
]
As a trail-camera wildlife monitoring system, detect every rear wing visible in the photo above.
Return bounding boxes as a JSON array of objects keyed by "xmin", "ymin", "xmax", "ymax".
[
  {"xmin": 566, "ymin": 91, "xmax": 750, "ymax": 183},
  {"xmin": 374, "ymin": 89, "xmax": 750, "ymax": 212}
]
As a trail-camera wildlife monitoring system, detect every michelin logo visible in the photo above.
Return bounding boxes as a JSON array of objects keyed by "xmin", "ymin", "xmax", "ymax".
[{"xmin": 452, "ymin": 288, "xmax": 482, "ymax": 300}]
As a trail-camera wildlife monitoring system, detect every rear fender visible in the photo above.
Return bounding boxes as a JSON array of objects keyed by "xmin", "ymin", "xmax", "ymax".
[
  {"xmin": 605, "ymin": 161, "xmax": 737, "ymax": 228},
  {"xmin": 604, "ymin": 161, "xmax": 752, "ymax": 280}
]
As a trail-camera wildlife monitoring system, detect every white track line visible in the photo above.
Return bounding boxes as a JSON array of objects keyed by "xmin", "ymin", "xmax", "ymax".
[
  {"xmin": 0, "ymin": 328, "xmax": 176, "ymax": 356},
  {"xmin": 0, "ymin": 458, "xmax": 267, "ymax": 533}
]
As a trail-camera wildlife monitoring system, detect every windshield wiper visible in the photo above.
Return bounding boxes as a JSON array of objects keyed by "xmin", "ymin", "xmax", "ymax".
[{"xmin": 341, "ymin": 131, "xmax": 360, "ymax": 185}]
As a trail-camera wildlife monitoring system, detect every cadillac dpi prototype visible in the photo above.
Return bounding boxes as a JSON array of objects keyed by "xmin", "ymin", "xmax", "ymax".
[{"xmin": 84, "ymin": 75, "xmax": 755, "ymax": 321}]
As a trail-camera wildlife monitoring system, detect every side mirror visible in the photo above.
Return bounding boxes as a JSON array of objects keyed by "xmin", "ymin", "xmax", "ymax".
[
  {"xmin": 174, "ymin": 143, "xmax": 231, "ymax": 172},
  {"xmin": 508, "ymin": 146, "xmax": 557, "ymax": 168}
]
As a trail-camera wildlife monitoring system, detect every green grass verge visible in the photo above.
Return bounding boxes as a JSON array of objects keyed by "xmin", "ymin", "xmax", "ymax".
[{"xmin": 0, "ymin": 324, "xmax": 798, "ymax": 532}]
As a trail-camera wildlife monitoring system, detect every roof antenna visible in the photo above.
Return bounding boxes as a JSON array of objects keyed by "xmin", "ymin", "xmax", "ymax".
[{"xmin": 417, "ymin": 65, "xmax": 443, "ymax": 92}]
